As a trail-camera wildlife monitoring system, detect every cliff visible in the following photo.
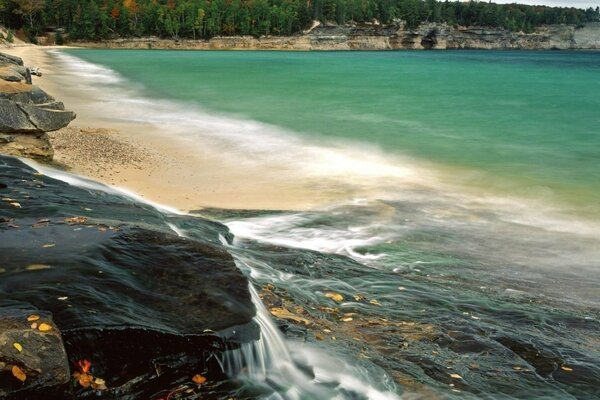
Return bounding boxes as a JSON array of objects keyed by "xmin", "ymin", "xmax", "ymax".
[{"xmin": 76, "ymin": 21, "xmax": 600, "ymax": 51}]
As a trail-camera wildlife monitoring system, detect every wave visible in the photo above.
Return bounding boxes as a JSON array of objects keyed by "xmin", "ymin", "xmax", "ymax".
[{"xmin": 49, "ymin": 50, "xmax": 600, "ymax": 241}]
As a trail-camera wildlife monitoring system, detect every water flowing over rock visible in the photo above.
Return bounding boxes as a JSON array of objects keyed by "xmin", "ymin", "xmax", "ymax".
[
  {"xmin": 0, "ymin": 156, "xmax": 258, "ymax": 399},
  {"xmin": 0, "ymin": 52, "xmax": 75, "ymax": 162}
]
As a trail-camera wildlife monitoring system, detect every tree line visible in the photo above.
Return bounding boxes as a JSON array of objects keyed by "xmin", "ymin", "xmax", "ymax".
[{"xmin": 2, "ymin": 0, "xmax": 599, "ymax": 42}]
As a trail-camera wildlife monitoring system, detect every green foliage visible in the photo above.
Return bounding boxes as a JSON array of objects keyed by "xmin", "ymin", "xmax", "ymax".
[
  {"xmin": 6, "ymin": 28, "xmax": 13, "ymax": 43},
  {"xmin": 55, "ymin": 30, "xmax": 64, "ymax": 45},
  {"xmin": 0, "ymin": 0, "xmax": 597, "ymax": 41}
]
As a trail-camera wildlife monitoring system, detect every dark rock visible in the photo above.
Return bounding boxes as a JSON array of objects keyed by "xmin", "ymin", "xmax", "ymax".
[
  {"xmin": 0, "ymin": 304, "xmax": 70, "ymax": 397},
  {"xmin": 0, "ymin": 53, "xmax": 24, "ymax": 67},
  {"xmin": 0, "ymin": 156, "xmax": 258, "ymax": 398},
  {"xmin": 0, "ymin": 99, "xmax": 75, "ymax": 133}
]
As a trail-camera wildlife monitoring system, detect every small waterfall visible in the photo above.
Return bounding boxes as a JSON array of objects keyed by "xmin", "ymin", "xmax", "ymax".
[{"xmin": 218, "ymin": 285, "xmax": 310, "ymax": 399}]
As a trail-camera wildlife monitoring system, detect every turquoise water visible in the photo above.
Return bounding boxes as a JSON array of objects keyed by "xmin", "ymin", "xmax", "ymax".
[
  {"xmin": 57, "ymin": 49, "xmax": 600, "ymax": 399},
  {"xmin": 68, "ymin": 49, "xmax": 600, "ymax": 214}
]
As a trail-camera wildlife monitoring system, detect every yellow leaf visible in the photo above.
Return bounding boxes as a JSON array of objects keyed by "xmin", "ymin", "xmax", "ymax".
[
  {"xmin": 12, "ymin": 365, "xmax": 27, "ymax": 382},
  {"xmin": 27, "ymin": 314, "xmax": 40, "ymax": 322},
  {"xmin": 341, "ymin": 317, "xmax": 353, "ymax": 322},
  {"xmin": 13, "ymin": 343, "xmax": 23, "ymax": 352},
  {"xmin": 192, "ymin": 374, "xmax": 207, "ymax": 384},
  {"xmin": 26, "ymin": 264, "xmax": 51, "ymax": 271},
  {"xmin": 561, "ymin": 366, "xmax": 573, "ymax": 372},
  {"xmin": 369, "ymin": 299, "xmax": 381, "ymax": 305},
  {"xmin": 38, "ymin": 323, "xmax": 53, "ymax": 332},
  {"xmin": 91, "ymin": 377, "xmax": 107, "ymax": 390},
  {"xmin": 450, "ymin": 373, "xmax": 463, "ymax": 379},
  {"xmin": 325, "ymin": 292, "xmax": 344, "ymax": 302}
]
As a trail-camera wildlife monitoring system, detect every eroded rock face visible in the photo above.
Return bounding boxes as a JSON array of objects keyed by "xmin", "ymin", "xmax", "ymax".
[{"xmin": 0, "ymin": 52, "xmax": 75, "ymax": 162}]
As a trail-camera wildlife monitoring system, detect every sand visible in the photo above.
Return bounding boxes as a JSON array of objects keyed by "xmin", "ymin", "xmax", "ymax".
[{"xmin": 2, "ymin": 45, "xmax": 343, "ymax": 212}]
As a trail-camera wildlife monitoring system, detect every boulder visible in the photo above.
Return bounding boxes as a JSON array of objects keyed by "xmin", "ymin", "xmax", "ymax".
[
  {"xmin": 0, "ymin": 305, "xmax": 70, "ymax": 397},
  {"xmin": 0, "ymin": 51, "xmax": 76, "ymax": 161}
]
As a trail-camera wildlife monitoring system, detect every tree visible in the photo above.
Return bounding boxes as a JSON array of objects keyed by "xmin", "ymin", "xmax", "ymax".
[{"xmin": 11, "ymin": 0, "xmax": 44, "ymax": 33}]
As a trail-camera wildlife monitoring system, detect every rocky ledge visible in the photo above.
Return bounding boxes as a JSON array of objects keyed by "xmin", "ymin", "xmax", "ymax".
[
  {"xmin": 0, "ymin": 52, "xmax": 75, "ymax": 162},
  {"xmin": 0, "ymin": 156, "xmax": 258, "ymax": 399}
]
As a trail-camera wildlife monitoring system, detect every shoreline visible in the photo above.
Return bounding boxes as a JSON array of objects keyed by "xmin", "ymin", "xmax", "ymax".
[{"xmin": 1, "ymin": 45, "xmax": 353, "ymax": 212}]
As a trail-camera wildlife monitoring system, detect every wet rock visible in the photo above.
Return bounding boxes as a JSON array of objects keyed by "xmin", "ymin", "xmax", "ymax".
[
  {"xmin": 0, "ymin": 305, "xmax": 70, "ymax": 397},
  {"xmin": 0, "ymin": 156, "xmax": 258, "ymax": 398}
]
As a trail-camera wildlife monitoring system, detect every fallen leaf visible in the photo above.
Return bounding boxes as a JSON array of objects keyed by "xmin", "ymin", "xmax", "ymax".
[
  {"xmin": 27, "ymin": 315, "xmax": 40, "ymax": 322},
  {"xmin": 561, "ymin": 366, "xmax": 573, "ymax": 372},
  {"xmin": 325, "ymin": 292, "xmax": 344, "ymax": 302},
  {"xmin": 450, "ymin": 373, "xmax": 462, "ymax": 379},
  {"xmin": 269, "ymin": 307, "xmax": 312, "ymax": 325},
  {"xmin": 9, "ymin": 202, "xmax": 21, "ymax": 208},
  {"xmin": 77, "ymin": 359, "xmax": 92, "ymax": 374},
  {"xmin": 38, "ymin": 323, "xmax": 53, "ymax": 332},
  {"xmin": 13, "ymin": 343, "xmax": 23, "ymax": 352},
  {"xmin": 315, "ymin": 332, "xmax": 325, "ymax": 341},
  {"xmin": 31, "ymin": 322, "xmax": 38, "ymax": 329},
  {"xmin": 26, "ymin": 264, "xmax": 51, "ymax": 271},
  {"xmin": 369, "ymin": 299, "xmax": 381, "ymax": 305},
  {"xmin": 91, "ymin": 377, "xmax": 107, "ymax": 390},
  {"xmin": 42, "ymin": 244, "xmax": 56, "ymax": 248},
  {"xmin": 57, "ymin": 296, "xmax": 68, "ymax": 301},
  {"xmin": 341, "ymin": 317, "xmax": 353, "ymax": 322},
  {"xmin": 65, "ymin": 216, "xmax": 88, "ymax": 224},
  {"xmin": 12, "ymin": 365, "xmax": 26, "ymax": 382},
  {"xmin": 74, "ymin": 372, "xmax": 93, "ymax": 388},
  {"xmin": 192, "ymin": 374, "xmax": 207, "ymax": 384}
]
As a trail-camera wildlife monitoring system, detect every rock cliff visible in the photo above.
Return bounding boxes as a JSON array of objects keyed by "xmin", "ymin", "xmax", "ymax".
[
  {"xmin": 78, "ymin": 22, "xmax": 600, "ymax": 51},
  {"xmin": 0, "ymin": 52, "xmax": 76, "ymax": 162}
]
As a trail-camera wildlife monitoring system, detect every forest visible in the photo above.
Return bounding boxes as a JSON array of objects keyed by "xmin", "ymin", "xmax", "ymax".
[{"xmin": 2, "ymin": 0, "xmax": 599, "ymax": 42}]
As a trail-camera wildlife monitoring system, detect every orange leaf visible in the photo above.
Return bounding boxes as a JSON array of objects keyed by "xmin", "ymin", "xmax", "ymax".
[
  {"xmin": 27, "ymin": 314, "xmax": 40, "ymax": 321},
  {"xmin": 12, "ymin": 365, "xmax": 27, "ymax": 382},
  {"xmin": 77, "ymin": 359, "xmax": 92, "ymax": 374},
  {"xmin": 38, "ymin": 323, "xmax": 53, "ymax": 332},
  {"xmin": 192, "ymin": 374, "xmax": 207, "ymax": 384}
]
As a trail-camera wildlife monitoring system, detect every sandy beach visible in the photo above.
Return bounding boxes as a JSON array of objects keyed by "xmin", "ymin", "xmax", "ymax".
[{"xmin": 2, "ymin": 45, "xmax": 346, "ymax": 212}]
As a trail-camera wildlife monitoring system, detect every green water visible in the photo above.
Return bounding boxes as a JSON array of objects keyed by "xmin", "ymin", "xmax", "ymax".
[{"xmin": 68, "ymin": 49, "xmax": 600, "ymax": 214}]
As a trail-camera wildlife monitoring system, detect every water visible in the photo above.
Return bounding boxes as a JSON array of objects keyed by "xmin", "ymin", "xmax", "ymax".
[{"xmin": 38, "ymin": 49, "xmax": 600, "ymax": 398}]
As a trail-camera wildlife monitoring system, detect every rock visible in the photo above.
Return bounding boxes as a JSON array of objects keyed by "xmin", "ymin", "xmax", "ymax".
[
  {"xmin": 0, "ymin": 52, "xmax": 76, "ymax": 161},
  {"xmin": 0, "ymin": 99, "xmax": 75, "ymax": 133},
  {"xmin": 0, "ymin": 304, "xmax": 70, "ymax": 397},
  {"xmin": 0, "ymin": 132, "xmax": 53, "ymax": 161},
  {"xmin": 0, "ymin": 53, "xmax": 24, "ymax": 67},
  {"xmin": 0, "ymin": 82, "xmax": 55, "ymax": 105},
  {"xmin": 0, "ymin": 65, "xmax": 29, "ymax": 82},
  {"xmin": 0, "ymin": 156, "xmax": 258, "ymax": 398}
]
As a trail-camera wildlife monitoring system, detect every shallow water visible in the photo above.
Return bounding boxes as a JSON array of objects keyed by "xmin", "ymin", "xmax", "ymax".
[{"xmin": 25, "ymin": 49, "xmax": 600, "ymax": 398}]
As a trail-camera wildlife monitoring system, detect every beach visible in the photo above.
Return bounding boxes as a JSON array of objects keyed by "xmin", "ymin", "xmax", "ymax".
[{"xmin": 3, "ymin": 45, "xmax": 347, "ymax": 211}]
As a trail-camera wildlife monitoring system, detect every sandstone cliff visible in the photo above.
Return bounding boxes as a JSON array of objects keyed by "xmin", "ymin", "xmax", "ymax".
[{"xmin": 77, "ymin": 22, "xmax": 600, "ymax": 51}]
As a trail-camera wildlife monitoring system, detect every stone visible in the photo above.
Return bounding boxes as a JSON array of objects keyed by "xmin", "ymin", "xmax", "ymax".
[
  {"xmin": 0, "ymin": 305, "xmax": 70, "ymax": 397},
  {"xmin": 0, "ymin": 132, "xmax": 54, "ymax": 161},
  {"xmin": 0, "ymin": 52, "xmax": 76, "ymax": 161}
]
